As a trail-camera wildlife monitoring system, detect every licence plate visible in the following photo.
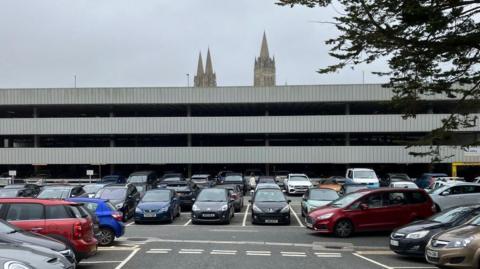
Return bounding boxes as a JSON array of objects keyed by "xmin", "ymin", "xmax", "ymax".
[
  {"xmin": 390, "ymin": 240, "xmax": 399, "ymax": 246},
  {"xmin": 202, "ymin": 213, "xmax": 215, "ymax": 217},
  {"xmin": 143, "ymin": 213, "xmax": 156, "ymax": 218},
  {"xmin": 265, "ymin": 219, "xmax": 278, "ymax": 224},
  {"xmin": 426, "ymin": 250, "xmax": 438, "ymax": 258}
]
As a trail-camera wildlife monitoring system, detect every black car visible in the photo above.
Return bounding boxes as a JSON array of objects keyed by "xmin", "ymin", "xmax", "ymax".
[
  {"xmin": 0, "ymin": 242, "xmax": 74, "ymax": 269},
  {"xmin": 222, "ymin": 173, "xmax": 247, "ymax": 195},
  {"xmin": 191, "ymin": 188, "xmax": 235, "ymax": 224},
  {"xmin": 390, "ymin": 205, "xmax": 480, "ymax": 257},
  {"xmin": 37, "ymin": 185, "xmax": 86, "ymax": 199},
  {"xmin": 257, "ymin": 176, "xmax": 276, "ymax": 185},
  {"xmin": 158, "ymin": 173, "xmax": 186, "ymax": 188},
  {"xmin": 216, "ymin": 184, "xmax": 244, "ymax": 212},
  {"xmin": 100, "ymin": 175, "xmax": 126, "ymax": 184},
  {"xmin": 0, "ymin": 219, "xmax": 75, "ymax": 264},
  {"xmin": 95, "ymin": 184, "xmax": 140, "ymax": 221},
  {"xmin": 127, "ymin": 171, "xmax": 158, "ymax": 190},
  {"xmin": 250, "ymin": 189, "xmax": 291, "ymax": 225},
  {"xmin": 163, "ymin": 181, "xmax": 198, "ymax": 209}
]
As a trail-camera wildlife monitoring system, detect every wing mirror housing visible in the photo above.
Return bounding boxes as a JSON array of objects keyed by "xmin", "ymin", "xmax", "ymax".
[{"xmin": 360, "ymin": 203, "xmax": 369, "ymax": 210}]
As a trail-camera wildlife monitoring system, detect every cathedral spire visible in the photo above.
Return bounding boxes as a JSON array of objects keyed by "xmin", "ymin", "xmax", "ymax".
[
  {"xmin": 254, "ymin": 32, "xmax": 276, "ymax": 87},
  {"xmin": 196, "ymin": 52, "xmax": 204, "ymax": 76},
  {"xmin": 260, "ymin": 31, "xmax": 270, "ymax": 59},
  {"xmin": 205, "ymin": 48, "xmax": 214, "ymax": 75}
]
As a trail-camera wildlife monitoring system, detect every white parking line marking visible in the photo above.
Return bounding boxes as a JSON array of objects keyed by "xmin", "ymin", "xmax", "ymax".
[
  {"xmin": 114, "ymin": 248, "xmax": 140, "ymax": 269},
  {"xmin": 80, "ymin": 261, "xmax": 122, "ymax": 264},
  {"xmin": 242, "ymin": 204, "xmax": 250, "ymax": 226},
  {"xmin": 353, "ymin": 253, "xmax": 393, "ymax": 269},
  {"xmin": 282, "ymin": 254, "xmax": 307, "ymax": 257},
  {"xmin": 315, "ymin": 252, "xmax": 342, "ymax": 258},
  {"xmin": 393, "ymin": 267, "xmax": 437, "ymax": 269},
  {"xmin": 183, "ymin": 219, "xmax": 192, "ymax": 226},
  {"xmin": 146, "ymin": 251, "xmax": 169, "ymax": 254},
  {"xmin": 98, "ymin": 247, "xmax": 137, "ymax": 251},
  {"xmin": 289, "ymin": 205, "xmax": 305, "ymax": 227},
  {"xmin": 246, "ymin": 250, "xmax": 271, "ymax": 256},
  {"xmin": 356, "ymin": 250, "xmax": 394, "ymax": 255},
  {"xmin": 211, "ymin": 250, "xmax": 237, "ymax": 255},
  {"xmin": 149, "ymin": 249, "xmax": 172, "ymax": 251},
  {"xmin": 125, "ymin": 221, "xmax": 135, "ymax": 227}
]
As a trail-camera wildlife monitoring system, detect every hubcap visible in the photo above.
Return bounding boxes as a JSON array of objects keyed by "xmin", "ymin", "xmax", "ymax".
[
  {"xmin": 99, "ymin": 229, "xmax": 113, "ymax": 245},
  {"xmin": 337, "ymin": 221, "xmax": 351, "ymax": 236}
]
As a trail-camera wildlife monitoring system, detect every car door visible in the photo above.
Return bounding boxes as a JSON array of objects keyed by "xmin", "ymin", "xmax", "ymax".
[
  {"xmin": 438, "ymin": 186, "xmax": 464, "ymax": 209},
  {"xmin": 43, "ymin": 204, "xmax": 76, "ymax": 239},
  {"xmin": 460, "ymin": 185, "xmax": 480, "ymax": 205},
  {"xmin": 347, "ymin": 192, "xmax": 391, "ymax": 231},
  {"xmin": 5, "ymin": 203, "xmax": 46, "ymax": 234},
  {"xmin": 383, "ymin": 191, "xmax": 410, "ymax": 228}
]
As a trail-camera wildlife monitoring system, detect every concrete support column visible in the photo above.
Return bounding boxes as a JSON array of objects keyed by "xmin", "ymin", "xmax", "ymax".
[
  {"xmin": 345, "ymin": 133, "xmax": 350, "ymax": 146},
  {"xmin": 33, "ymin": 107, "xmax": 40, "ymax": 148},
  {"xmin": 187, "ymin": 105, "xmax": 192, "ymax": 147},
  {"xmin": 187, "ymin": 164, "xmax": 192, "ymax": 178},
  {"xmin": 265, "ymin": 164, "xmax": 270, "ymax": 176},
  {"xmin": 427, "ymin": 104, "xmax": 434, "ymax": 114}
]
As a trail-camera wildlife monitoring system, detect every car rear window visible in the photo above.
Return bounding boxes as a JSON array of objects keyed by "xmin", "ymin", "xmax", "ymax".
[
  {"xmin": 67, "ymin": 205, "xmax": 89, "ymax": 218},
  {"xmin": 83, "ymin": 202, "xmax": 99, "ymax": 212},
  {"xmin": 105, "ymin": 202, "xmax": 116, "ymax": 211},
  {"xmin": 6, "ymin": 203, "xmax": 44, "ymax": 221},
  {"xmin": 46, "ymin": 205, "xmax": 72, "ymax": 219}
]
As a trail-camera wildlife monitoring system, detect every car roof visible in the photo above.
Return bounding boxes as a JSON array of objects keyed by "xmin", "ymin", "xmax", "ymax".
[
  {"xmin": 350, "ymin": 168, "xmax": 374, "ymax": 171},
  {"xmin": 129, "ymin": 171, "xmax": 156, "ymax": 176},
  {"xmin": 191, "ymin": 174, "xmax": 210, "ymax": 177},
  {"xmin": 42, "ymin": 185, "xmax": 77, "ymax": 189},
  {"xmin": 0, "ymin": 198, "xmax": 76, "ymax": 205},
  {"xmin": 67, "ymin": 197, "xmax": 107, "ymax": 203},
  {"xmin": 289, "ymin": 173, "xmax": 307, "ymax": 176}
]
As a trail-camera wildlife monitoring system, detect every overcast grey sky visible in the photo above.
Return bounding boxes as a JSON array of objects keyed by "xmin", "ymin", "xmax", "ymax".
[{"xmin": 0, "ymin": 0, "xmax": 388, "ymax": 88}]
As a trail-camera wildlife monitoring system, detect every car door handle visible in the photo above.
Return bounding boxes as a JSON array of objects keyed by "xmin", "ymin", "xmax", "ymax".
[{"xmin": 31, "ymin": 227, "xmax": 43, "ymax": 232}]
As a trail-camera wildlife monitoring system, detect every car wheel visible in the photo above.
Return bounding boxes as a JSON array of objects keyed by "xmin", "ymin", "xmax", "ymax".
[
  {"xmin": 97, "ymin": 228, "xmax": 115, "ymax": 246},
  {"xmin": 168, "ymin": 212, "xmax": 174, "ymax": 223},
  {"xmin": 339, "ymin": 187, "xmax": 346, "ymax": 196},
  {"xmin": 334, "ymin": 219, "xmax": 353, "ymax": 238},
  {"xmin": 435, "ymin": 204, "xmax": 441, "ymax": 213},
  {"xmin": 301, "ymin": 209, "xmax": 305, "ymax": 217}
]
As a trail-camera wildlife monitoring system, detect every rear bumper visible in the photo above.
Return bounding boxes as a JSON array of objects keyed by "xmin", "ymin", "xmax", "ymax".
[{"xmin": 72, "ymin": 239, "xmax": 97, "ymax": 260}]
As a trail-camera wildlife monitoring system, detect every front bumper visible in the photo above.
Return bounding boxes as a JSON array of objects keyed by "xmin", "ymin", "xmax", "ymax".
[
  {"xmin": 191, "ymin": 211, "xmax": 230, "ymax": 223},
  {"xmin": 305, "ymin": 216, "xmax": 334, "ymax": 233},
  {"xmin": 389, "ymin": 238, "xmax": 427, "ymax": 256},
  {"xmin": 134, "ymin": 211, "xmax": 171, "ymax": 222},
  {"xmin": 252, "ymin": 212, "xmax": 290, "ymax": 224},
  {"xmin": 425, "ymin": 246, "xmax": 476, "ymax": 268}
]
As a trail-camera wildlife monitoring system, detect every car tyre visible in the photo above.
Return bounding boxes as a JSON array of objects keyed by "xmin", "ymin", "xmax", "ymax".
[
  {"xmin": 334, "ymin": 219, "xmax": 353, "ymax": 238},
  {"xmin": 176, "ymin": 206, "xmax": 181, "ymax": 217},
  {"xmin": 97, "ymin": 228, "xmax": 115, "ymax": 246},
  {"xmin": 301, "ymin": 209, "xmax": 305, "ymax": 217},
  {"xmin": 168, "ymin": 212, "xmax": 174, "ymax": 223}
]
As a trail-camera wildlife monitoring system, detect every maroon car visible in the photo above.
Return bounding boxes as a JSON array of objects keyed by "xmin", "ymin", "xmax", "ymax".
[{"xmin": 306, "ymin": 188, "xmax": 435, "ymax": 237}]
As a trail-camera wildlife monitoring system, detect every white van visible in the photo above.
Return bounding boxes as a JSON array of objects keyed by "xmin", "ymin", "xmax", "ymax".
[{"xmin": 345, "ymin": 168, "xmax": 380, "ymax": 189}]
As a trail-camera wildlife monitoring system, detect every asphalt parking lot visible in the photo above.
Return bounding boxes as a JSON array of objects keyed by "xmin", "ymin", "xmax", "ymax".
[{"xmin": 77, "ymin": 195, "xmax": 437, "ymax": 269}]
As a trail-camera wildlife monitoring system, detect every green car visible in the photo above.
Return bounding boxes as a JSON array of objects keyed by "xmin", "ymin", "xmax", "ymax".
[{"xmin": 301, "ymin": 188, "xmax": 339, "ymax": 217}]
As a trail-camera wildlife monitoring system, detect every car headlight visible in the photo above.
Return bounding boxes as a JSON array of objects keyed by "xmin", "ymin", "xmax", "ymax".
[
  {"xmin": 4, "ymin": 261, "xmax": 31, "ymax": 269},
  {"xmin": 280, "ymin": 205, "xmax": 290, "ymax": 213},
  {"xmin": 252, "ymin": 204, "xmax": 263, "ymax": 213},
  {"xmin": 220, "ymin": 205, "xmax": 228, "ymax": 211},
  {"xmin": 192, "ymin": 204, "xmax": 200, "ymax": 211},
  {"xmin": 58, "ymin": 249, "xmax": 73, "ymax": 257},
  {"xmin": 159, "ymin": 207, "xmax": 169, "ymax": 212},
  {"xmin": 316, "ymin": 213, "xmax": 334, "ymax": 220},
  {"xmin": 135, "ymin": 207, "xmax": 142, "ymax": 213},
  {"xmin": 405, "ymin": 230, "xmax": 429, "ymax": 239},
  {"xmin": 446, "ymin": 236, "xmax": 475, "ymax": 248}
]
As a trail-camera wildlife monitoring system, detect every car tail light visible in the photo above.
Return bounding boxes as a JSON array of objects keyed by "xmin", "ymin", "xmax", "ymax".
[
  {"xmin": 112, "ymin": 211, "xmax": 123, "ymax": 221},
  {"xmin": 73, "ymin": 222, "xmax": 83, "ymax": 239},
  {"xmin": 231, "ymin": 194, "xmax": 238, "ymax": 199}
]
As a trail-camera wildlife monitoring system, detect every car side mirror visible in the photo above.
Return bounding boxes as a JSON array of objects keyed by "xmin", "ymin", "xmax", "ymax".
[
  {"xmin": 287, "ymin": 200, "xmax": 292, "ymax": 203},
  {"xmin": 441, "ymin": 191, "xmax": 450, "ymax": 196},
  {"xmin": 360, "ymin": 203, "xmax": 369, "ymax": 210},
  {"xmin": 192, "ymin": 198, "xmax": 196, "ymax": 201},
  {"xmin": 248, "ymin": 199, "xmax": 252, "ymax": 203}
]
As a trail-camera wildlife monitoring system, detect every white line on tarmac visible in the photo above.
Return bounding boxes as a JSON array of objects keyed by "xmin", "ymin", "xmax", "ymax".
[
  {"xmin": 289, "ymin": 205, "xmax": 305, "ymax": 227},
  {"xmin": 125, "ymin": 221, "xmax": 135, "ymax": 227},
  {"xmin": 183, "ymin": 219, "xmax": 192, "ymax": 226},
  {"xmin": 242, "ymin": 204, "xmax": 250, "ymax": 226},
  {"xmin": 115, "ymin": 248, "xmax": 140, "ymax": 269},
  {"xmin": 98, "ymin": 247, "xmax": 138, "ymax": 251},
  {"xmin": 282, "ymin": 254, "xmax": 307, "ymax": 257},
  {"xmin": 146, "ymin": 251, "xmax": 169, "ymax": 254},
  {"xmin": 81, "ymin": 261, "xmax": 122, "ymax": 264},
  {"xmin": 392, "ymin": 267, "xmax": 437, "ymax": 269},
  {"xmin": 353, "ymin": 253, "xmax": 393, "ymax": 269}
]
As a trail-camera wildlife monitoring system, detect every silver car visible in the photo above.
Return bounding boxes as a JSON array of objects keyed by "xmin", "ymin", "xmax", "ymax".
[
  {"xmin": 0, "ymin": 242, "xmax": 74, "ymax": 269},
  {"xmin": 429, "ymin": 182, "xmax": 480, "ymax": 212}
]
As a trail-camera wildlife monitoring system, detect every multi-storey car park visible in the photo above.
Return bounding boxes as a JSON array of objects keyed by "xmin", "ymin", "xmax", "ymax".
[{"xmin": 0, "ymin": 84, "xmax": 479, "ymax": 179}]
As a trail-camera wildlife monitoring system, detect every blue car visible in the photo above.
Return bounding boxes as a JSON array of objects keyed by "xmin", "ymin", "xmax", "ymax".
[
  {"xmin": 134, "ymin": 189, "xmax": 180, "ymax": 224},
  {"xmin": 67, "ymin": 198, "xmax": 125, "ymax": 246}
]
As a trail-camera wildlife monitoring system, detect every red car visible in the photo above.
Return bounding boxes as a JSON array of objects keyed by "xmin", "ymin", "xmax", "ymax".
[
  {"xmin": 0, "ymin": 198, "xmax": 97, "ymax": 261},
  {"xmin": 306, "ymin": 188, "xmax": 435, "ymax": 237}
]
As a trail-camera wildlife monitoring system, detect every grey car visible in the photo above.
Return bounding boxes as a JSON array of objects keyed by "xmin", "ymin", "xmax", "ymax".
[
  {"xmin": 0, "ymin": 242, "xmax": 74, "ymax": 269},
  {"xmin": 429, "ymin": 182, "xmax": 480, "ymax": 211}
]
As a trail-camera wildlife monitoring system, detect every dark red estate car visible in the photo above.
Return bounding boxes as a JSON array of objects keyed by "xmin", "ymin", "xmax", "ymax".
[
  {"xmin": 0, "ymin": 198, "xmax": 98, "ymax": 261},
  {"xmin": 306, "ymin": 188, "xmax": 435, "ymax": 237}
]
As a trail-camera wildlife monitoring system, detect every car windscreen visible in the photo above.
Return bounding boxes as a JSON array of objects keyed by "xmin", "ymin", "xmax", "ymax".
[
  {"xmin": 102, "ymin": 176, "xmax": 119, "ymax": 183},
  {"xmin": 353, "ymin": 171, "xmax": 377, "ymax": 179},
  {"xmin": 0, "ymin": 220, "xmax": 18, "ymax": 233},
  {"xmin": 192, "ymin": 177, "xmax": 208, "ymax": 182},
  {"xmin": 329, "ymin": 192, "xmax": 363, "ymax": 208},
  {"xmin": 0, "ymin": 189, "xmax": 19, "ymax": 198},
  {"xmin": 289, "ymin": 176, "xmax": 309, "ymax": 182},
  {"xmin": 162, "ymin": 177, "xmax": 182, "ymax": 182},
  {"xmin": 142, "ymin": 191, "xmax": 171, "ymax": 202},
  {"xmin": 257, "ymin": 184, "xmax": 279, "ymax": 190},
  {"xmin": 255, "ymin": 190, "xmax": 286, "ymax": 202},
  {"xmin": 83, "ymin": 184, "xmax": 105, "ymax": 194},
  {"xmin": 224, "ymin": 175, "xmax": 243, "ymax": 183},
  {"xmin": 258, "ymin": 178, "xmax": 276, "ymax": 184},
  {"xmin": 166, "ymin": 183, "xmax": 190, "ymax": 192},
  {"xmin": 310, "ymin": 189, "xmax": 339, "ymax": 201},
  {"xmin": 37, "ymin": 188, "xmax": 70, "ymax": 199},
  {"xmin": 127, "ymin": 175, "xmax": 147, "ymax": 183},
  {"xmin": 105, "ymin": 202, "xmax": 117, "ymax": 211},
  {"xmin": 430, "ymin": 206, "xmax": 473, "ymax": 224},
  {"xmin": 96, "ymin": 188, "xmax": 126, "ymax": 200},
  {"xmin": 196, "ymin": 189, "xmax": 227, "ymax": 202}
]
